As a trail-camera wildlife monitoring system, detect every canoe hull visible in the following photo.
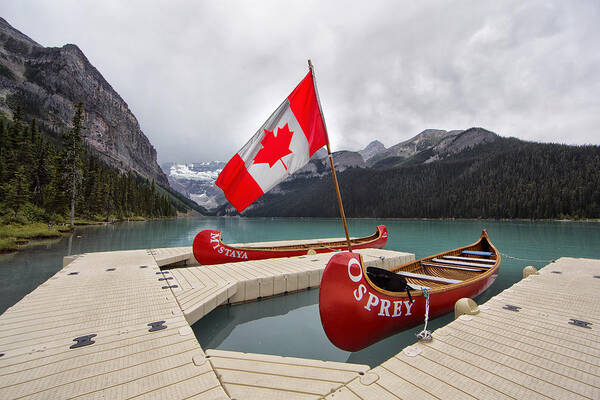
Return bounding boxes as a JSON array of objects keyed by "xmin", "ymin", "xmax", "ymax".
[
  {"xmin": 319, "ymin": 236, "xmax": 499, "ymax": 352},
  {"xmin": 192, "ymin": 225, "xmax": 388, "ymax": 265}
]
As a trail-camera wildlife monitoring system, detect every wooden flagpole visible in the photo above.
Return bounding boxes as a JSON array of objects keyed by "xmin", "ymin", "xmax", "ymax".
[{"xmin": 308, "ymin": 59, "xmax": 353, "ymax": 252}]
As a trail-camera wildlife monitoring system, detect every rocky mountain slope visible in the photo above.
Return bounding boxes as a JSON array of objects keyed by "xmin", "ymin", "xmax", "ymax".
[
  {"xmin": 161, "ymin": 162, "xmax": 226, "ymax": 209},
  {"xmin": 0, "ymin": 17, "xmax": 167, "ymax": 186},
  {"xmin": 359, "ymin": 140, "xmax": 386, "ymax": 162},
  {"xmin": 368, "ymin": 128, "xmax": 497, "ymax": 167}
]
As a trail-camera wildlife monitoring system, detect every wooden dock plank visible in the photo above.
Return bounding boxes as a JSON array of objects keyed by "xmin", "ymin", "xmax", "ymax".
[
  {"xmin": 150, "ymin": 247, "xmax": 194, "ymax": 267},
  {"xmin": 4, "ymin": 248, "xmax": 599, "ymax": 400},
  {"xmin": 0, "ymin": 249, "xmax": 228, "ymax": 400},
  {"xmin": 207, "ymin": 349, "xmax": 368, "ymax": 399},
  {"xmin": 326, "ymin": 387, "xmax": 365, "ymax": 400},
  {"xmin": 391, "ymin": 348, "xmax": 513, "ymax": 400},
  {"xmin": 343, "ymin": 367, "xmax": 433, "ymax": 400},
  {"xmin": 326, "ymin": 257, "xmax": 600, "ymax": 400},
  {"xmin": 431, "ymin": 333, "xmax": 595, "ymax": 398},
  {"xmin": 441, "ymin": 322, "xmax": 600, "ymax": 380}
]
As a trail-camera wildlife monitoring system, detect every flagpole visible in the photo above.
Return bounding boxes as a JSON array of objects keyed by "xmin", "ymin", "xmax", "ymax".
[{"xmin": 308, "ymin": 59, "xmax": 353, "ymax": 252}]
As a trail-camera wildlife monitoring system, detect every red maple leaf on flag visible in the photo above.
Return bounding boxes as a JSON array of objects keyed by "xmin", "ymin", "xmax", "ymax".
[{"xmin": 253, "ymin": 123, "xmax": 294, "ymax": 170}]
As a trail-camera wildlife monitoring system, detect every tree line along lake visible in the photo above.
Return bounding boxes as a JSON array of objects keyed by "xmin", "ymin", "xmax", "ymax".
[{"xmin": 0, "ymin": 217, "xmax": 598, "ymax": 366}]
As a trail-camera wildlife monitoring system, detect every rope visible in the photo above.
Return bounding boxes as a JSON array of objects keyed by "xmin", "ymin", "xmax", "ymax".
[
  {"xmin": 500, "ymin": 252, "xmax": 555, "ymax": 263},
  {"xmin": 416, "ymin": 288, "xmax": 432, "ymax": 342}
]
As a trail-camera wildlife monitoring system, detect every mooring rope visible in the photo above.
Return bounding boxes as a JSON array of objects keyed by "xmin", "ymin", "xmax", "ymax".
[
  {"xmin": 416, "ymin": 288, "xmax": 433, "ymax": 342},
  {"xmin": 500, "ymin": 252, "xmax": 555, "ymax": 263}
]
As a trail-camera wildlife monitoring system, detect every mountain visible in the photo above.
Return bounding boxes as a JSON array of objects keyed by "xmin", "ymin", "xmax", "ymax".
[
  {"xmin": 358, "ymin": 140, "xmax": 386, "ymax": 162},
  {"xmin": 0, "ymin": 17, "xmax": 167, "ymax": 186},
  {"xmin": 161, "ymin": 162, "xmax": 226, "ymax": 209},
  {"xmin": 368, "ymin": 128, "xmax": 497, "ymax": 168},
  {"xmin": 242, "ymin": 137, "xmax": 600, "ymax": 219},
  {"xmin": 164, "ymin": 146, "xmax": 369, "ymax": 210},
  {"xmin": 168, "ymin": 128, "xmax": 501, "ymax": 212}
]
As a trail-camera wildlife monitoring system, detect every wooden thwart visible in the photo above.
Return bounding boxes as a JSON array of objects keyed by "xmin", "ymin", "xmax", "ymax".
[
  {"xmin": 443, "ymin": 255, "xmax": 496, "ymax": 263},
  {"xmin": 397, "ymin": 271, "xmax": 463, "ymax": 284},
  {"xmin": 422, "ymin": 262, "xmax": 485, "ymax": 272},
  {"xmin": 432, "ymin": 258, "xmax": 494, "ymax": 268}
]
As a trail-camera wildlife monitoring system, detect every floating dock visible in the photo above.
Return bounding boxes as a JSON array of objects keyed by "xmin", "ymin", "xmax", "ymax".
[
  {"xmin": 327, "ymin": 257, "xmax": 600, "ymax": 400},
  {"xmin": 0, "ymin": 247, "xmax": 598, "ymax": 399},
  {"xmin": 0, "ymin": 246, "xmax": 411, "ymax": 399}
]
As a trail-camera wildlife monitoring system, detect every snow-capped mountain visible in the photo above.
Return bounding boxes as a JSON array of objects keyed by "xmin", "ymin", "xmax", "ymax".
[
  {"xmin": 161, "ymin": 161, "xmax": 227, "ymax": 209},
  {"xmin": 163, "ymin": 141, "xmax": 384, "ymax": 211}
]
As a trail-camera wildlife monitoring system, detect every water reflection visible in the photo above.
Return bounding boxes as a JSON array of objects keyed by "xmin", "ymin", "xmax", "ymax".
[
  {"xmin": 193, "ymin": 280, "xmax": 498, "ymax": 367},
  {"xmin": 191, "ymin": 289, "xmax": 355, "ymax": 362}
]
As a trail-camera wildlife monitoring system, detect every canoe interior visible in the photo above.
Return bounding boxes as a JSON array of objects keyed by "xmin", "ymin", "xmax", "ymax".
[
  {"xmin": 231, "ymin": 229, "xmax": 381, "ymax": 252},
  {"xmin": 385, "ymin": 231, "xmax": 500, "ymax": 294}
]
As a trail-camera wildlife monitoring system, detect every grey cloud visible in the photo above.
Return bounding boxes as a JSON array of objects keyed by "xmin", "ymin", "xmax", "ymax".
[{"xmin": 2, "ymin": 0, "xmax": 599, "ymax": 162}]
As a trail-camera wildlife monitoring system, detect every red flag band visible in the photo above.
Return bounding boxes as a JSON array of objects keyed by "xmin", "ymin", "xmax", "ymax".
[{"xmin": 216, "ymin": 71, "xmax": 328, "ymax": 212}]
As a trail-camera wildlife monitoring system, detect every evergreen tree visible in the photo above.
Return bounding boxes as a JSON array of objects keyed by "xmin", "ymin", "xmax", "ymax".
[
  {"xmin": 0, "ymin": 119, "xmax": 6, "ymax": 203},
  {"xmin": 44, "ymin": 147, "xmax": 68, "ymax": 222},
  {"xmin": 32, "ymin": 136, "xmax": 50, "ymax": 207},
  {"xmin": 62, "ymin": 102, "xmax": 85, "ymax": 227},
  {"xmin": 0, "ymin": 96, "xmax": 190, "ymax": 223},
  {"xmin": 102, "ymin": 177, "xmax": 114, "ymax": 221},
  {"xmin": 4, "ymin": 105, "xmax": 23, "ymax": 180},
  {"xmin": 0, "ymin": 118, "xmax": 6, "ymax": 164},
  {"xmin": 5, "ymin": 166, "xmax": 31, "ymax": 218}
]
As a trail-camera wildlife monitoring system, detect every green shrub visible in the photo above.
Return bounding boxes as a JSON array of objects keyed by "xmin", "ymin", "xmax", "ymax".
[
  {"xmin": 0, "ymin": 223, "xmax": 61, "ymax": 240},
  {"xmin": 19, "ymin": 203, "xmax": 48, "ymax": 223},
  {"xmin": 0, "ymin": 238, "xmax": 17, "ymax": 252}
]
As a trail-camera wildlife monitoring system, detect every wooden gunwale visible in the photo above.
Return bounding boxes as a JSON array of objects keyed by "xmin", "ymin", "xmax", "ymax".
[
  {"xmin": 218, "ymin": 226, "xmax": 383, "ymax": 252},
  {"xmin": 363, "ymin": 231, "xmax": 500, "ymax": 296}
]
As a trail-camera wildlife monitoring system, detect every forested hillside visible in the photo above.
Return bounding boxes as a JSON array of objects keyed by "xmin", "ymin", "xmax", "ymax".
[
  {"xmin": 0, "ymin": 17, "xmax": 168, "ymax": 186},
  {"xmin": 0, "ymin": 105, "xmax": 180, "ymax": 225},
  {"xmin": 243, "ymin": 138, "xmax": 600, "ymax": 219}
]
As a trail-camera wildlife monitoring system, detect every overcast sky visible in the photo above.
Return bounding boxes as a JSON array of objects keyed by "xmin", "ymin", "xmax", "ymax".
[{"xmin": 3, "ymin": 1, "xmax": 600, "ymax": 163}]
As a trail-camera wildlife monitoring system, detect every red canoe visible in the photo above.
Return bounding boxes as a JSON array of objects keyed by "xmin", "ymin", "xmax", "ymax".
[
  {"xmin": 319, "ymin": 230, "xmax": 500, "ymax": 351},
  {"xmin": 192, "ymin": 225, "xmax": 388, "ymax": 265}
]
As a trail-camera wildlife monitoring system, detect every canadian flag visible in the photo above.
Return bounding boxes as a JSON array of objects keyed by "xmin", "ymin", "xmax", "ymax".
[{"xmin": 216, "ymin": 71, "xmax": 328, "ymax": 212}]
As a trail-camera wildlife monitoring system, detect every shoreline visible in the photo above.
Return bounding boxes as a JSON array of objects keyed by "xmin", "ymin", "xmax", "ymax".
[
  {"xmin": 2, "ymin": 215, "xmax": 598, "ymax": 255},
  {"xmin": 203, "ymin": 215, "xmax": 600, "ymax": 223},
  {"xmin": 0, "ymin": 216, "xmax": 178, "ymax": 254}
]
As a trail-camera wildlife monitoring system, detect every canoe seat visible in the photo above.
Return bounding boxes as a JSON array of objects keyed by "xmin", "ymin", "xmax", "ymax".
[
  {"xmin": 422, "ymin": 262, "xmax": 485, "ymax": 272},
  {"xmin": 367, "ymin": 267, "xmax": 409, "ymax": 292},
  {"xmin": 462, "ymin": 250, "xmax": 493, "ymax": 257},
  {"xmin": 444, "ymin": 255, "xmax": 496, "ymax": 263},
  {"xmin": 367, "ymin": 267, "xmax": 414, "ymax": 302},
  {"xmin": 432, "ymin": 258, "xmax": 493, "ymax": 269},
  {"xmin": 396, "ymin": 271, "xmax": 462, "ymax": 285}
]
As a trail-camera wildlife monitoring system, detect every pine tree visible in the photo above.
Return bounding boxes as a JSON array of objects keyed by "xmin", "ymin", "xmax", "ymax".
[
  {"xmin": 0, "ymin": 119, "xmax": 6, "ymax": 204},
  {"xmin": 5, "ymin": 166, "xmax": 31, "ymax": 218},
  {"xmin": 29, "ymin": 119, "xmax": 49, "ymax": 206},
  {"xmin": 102, "ymin": 178, "xmax": 114, "ymax": 222},
  {"xmin": 4, "ymin": 105, "xmax": 24, "ymax": 180},
  {"xmin": 0, "ymin": 118, "xmax": 6, "ymax": 165},
  {"xmin": 44, "ymin": 147, "xmax": 68, "ymax": 222},
  {"xmin": 62, "ymin": 102, "xmax": 85, "ymax": 227}
]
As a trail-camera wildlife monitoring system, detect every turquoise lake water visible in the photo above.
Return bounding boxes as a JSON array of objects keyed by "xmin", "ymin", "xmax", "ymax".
[{"xmin": 1, "ymin": 218, "xmax": 599, "ymax": 366}]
